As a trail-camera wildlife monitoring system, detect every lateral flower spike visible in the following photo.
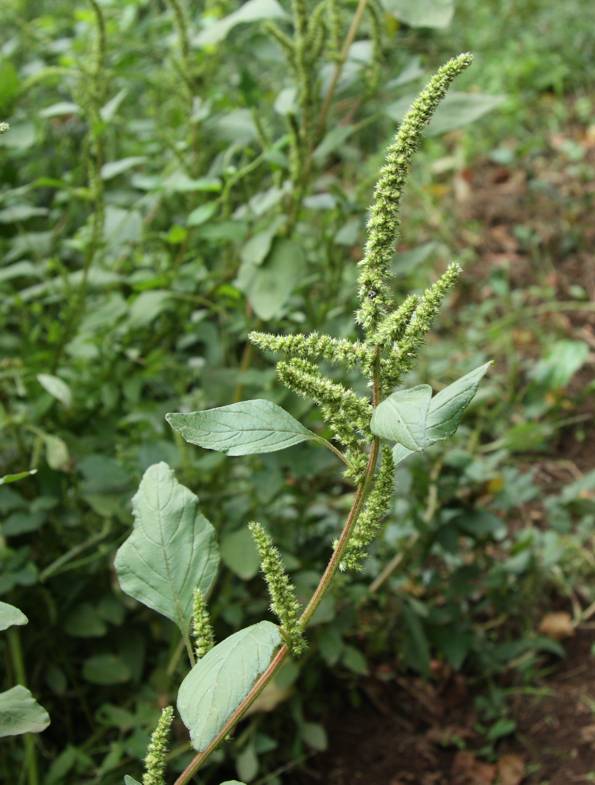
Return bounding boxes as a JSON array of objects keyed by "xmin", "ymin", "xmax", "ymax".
[
  {"xmin": 192, "ymin": 587, "xmax": 214, "ymax": 660},
  {"xmin": 249, "ymin": 330, "xmax": 368, "ymax": 368},
  {"xmin": 372, "ymin": 293, "xmax": 420, "ymax": 347},
  {"xmin": 356, "ymin": 52, "xmax": 473, "ymax": 335},
  {"xmin": 249, "ymin": 521, "xmax": 306, "ymax": 657},
  {"xmin": 276, "ymin": 357, "xmax": 371, "ymax": 450},
  {"xmin": 341, "ymin": 447, "xmax": 395, "ymax": 572},
  {"xmin": 0, "ymin": 122, "xmax": 9, "ymax": 134},
  {"xmin": 381, "ymin": 261, "xmax": 462, "ymax": 391},
  {"xmin": 143, "ymin": 706, "xmax": 174, "ymax": 785}
]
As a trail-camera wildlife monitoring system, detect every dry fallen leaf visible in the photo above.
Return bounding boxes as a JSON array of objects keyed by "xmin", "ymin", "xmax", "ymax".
[
  {"xmin": 581, "ymin": 723, "xmax": 595, "ymax": 743},
  {"xmin": 538, "ymin": 611, "xmax": 574, "ymax": 640},
  {"xmin": 452, "ymin": 750, "xmax": 496, "ymax": 785},
  {"xmin": 497, "ymin": 753, "xmax": 525, "ymax": 785}
]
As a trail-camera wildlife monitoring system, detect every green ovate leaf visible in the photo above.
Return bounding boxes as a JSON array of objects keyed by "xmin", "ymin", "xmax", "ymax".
[
  {"xmin": 386, "ymin": 91, "xmax": 504, "ymax": 136},
  {"xmin": 177, "ymin": 621, "xmax": 281, "ymax": 751},
  {"xmin": 371, "ymin": 385, "xmax": 433, "ymax": 451},
  {"xmin": 0, "ymin": 686, "xmax": 50, "ymax": 737},
  {"xmin": 384, "ymin": 0, "xmax": 454, "ymax": 28},
  {"xmin": 426, "ymin": 362, "xmax": 491, "ymax": 441},
  {"xmin": 167, "ymin": 399, "xmax": 316, "ymax": 456},
  {"xmin": 0, "ymin": 601, "xmax": 28, "ymax": 631},
  {"xmin": 124, "ymin": 777, "xmax": 141, "ymax": 785},
  {"xmin": 374, "ymin": 364, "xmax": 490, "ymax": 460},
  {"xmin": 37, "ymin": 373, "xmax": 72, "ymax": 407},
  {"xmin": 115, "ymin": 462, "xmax": 219, "ymax": 636},
  {"xmin": 246, "ymin": 238, "xmax": 305, "ymax": 320},
  {"xmin": 194, "ymin": 0, "xmax": 287, "ymax": 46}
]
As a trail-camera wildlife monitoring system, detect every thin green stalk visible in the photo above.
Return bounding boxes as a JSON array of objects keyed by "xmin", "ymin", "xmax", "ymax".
[
  {"xmin": 317, "ymin": 0, "xmax": 370, "ymax": 138},
  {"xmin": 51, "ymin": 0, "xmax": 106, "ymax": 371},
  {"xmin": 8, "ymin": 630, "xmax": 38, "ymax": 785}
]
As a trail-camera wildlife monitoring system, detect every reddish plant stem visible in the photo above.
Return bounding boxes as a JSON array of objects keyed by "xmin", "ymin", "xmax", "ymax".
[{"xmin": 174, "ymin": 367, "xmax": 382, "ymax": 785}]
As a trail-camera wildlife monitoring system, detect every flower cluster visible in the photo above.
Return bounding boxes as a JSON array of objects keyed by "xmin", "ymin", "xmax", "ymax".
[
  {"xmin": 249, "ymin": 522, "xmax": 306, "ymax": 656},
  {"xmin": 0, "ymin": 122, "xmax": 9, "ymax": 134},
  {"xmin": 340, "ymin": 447, "xmax": 395, "ymax": 571},
  {"xmin": 192, "ymin": 588, "xmax": 214, "ymax": 660},
  {"xmin": 143, "ymin": 706, "xmax": 174, "ymax": 785},
  {"xmin": 250, "ymin": 53, "xmax": 473, "ymax": 564},
  {"xmin": 356, "ymin": 52, "xmax": 473, "ymax": 335}
]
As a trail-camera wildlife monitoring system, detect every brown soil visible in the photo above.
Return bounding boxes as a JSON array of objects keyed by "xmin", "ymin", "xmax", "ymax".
[
  {"xmin": 292, "ymin": 629, "xmax": 595, "ymax": 785},
  {"xmin": 292, "ymin": 117, "xmax": 595, "ymax": 785}
]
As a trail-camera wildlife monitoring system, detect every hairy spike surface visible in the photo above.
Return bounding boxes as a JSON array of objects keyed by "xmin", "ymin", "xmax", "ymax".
[{"xmin": 356, "ymin": 53, "xmax": 473, "ymax": 335}]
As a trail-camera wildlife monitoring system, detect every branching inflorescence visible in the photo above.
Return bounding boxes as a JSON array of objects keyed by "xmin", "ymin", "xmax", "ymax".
[
  {"xmin": 124, "ymin": 53, "xmax": 478, "ymax": 785},
  {"xmin": 251, "ymin": 52, "xmax": 474, "ymax": 486}
]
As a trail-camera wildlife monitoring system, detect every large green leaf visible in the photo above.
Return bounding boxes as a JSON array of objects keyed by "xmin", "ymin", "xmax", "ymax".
[
  {"xmin": 427, "ymin": 362, "xmax": 491, "ymax": 441},
  {"xmin": 0, "ymin": 601, "xmax": 28, "ymax": 631},
  {"xmin": 178, "ymin": 621, "xmax": 281, "ymax": 751},
  {"xmin": 246, "ymin": 238, "xmax": 305, "ymax": 320},
  {"xmin": 124, "ymin": 777, "xmax": 141, "ymax": 785},
  {"xmin": 194, "ymin": 0, "xmax": 287, "ymax": 46},
  {"xmin": 371, "ymin": 385, "xmax": 433, "ymax": 451},
  {"xmin": 115, "ymin": 463, "xmax": 219, "ymax": 636},
  {"xmin": 372, "ymin": 364, "xmax": 490, "ymax": 460},
  {"xmin": 0, "ymin": 602, "xmax": 29, "ymax": 632},
  {"xmin": 386, "ymin": 91, "xmax": 504, "ymax": 136},
  {"xmin": 384, "ymin": 0, "xmax": 454, "ymax": 28},
  {"xmin": 167, "ymin": 399, "xmax": 316, "ymax": 456},
  {"xmin": 0, "ymin": 686, "xmax": 50, "ymax": 737}
]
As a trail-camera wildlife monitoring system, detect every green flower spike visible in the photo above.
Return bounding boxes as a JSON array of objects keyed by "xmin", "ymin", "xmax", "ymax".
[
  {"xmin": 249, "ymin": 522, "xmax": 306, "ymax": 656},
  {"xmin": 356, "ymin": 52, "xmax": 473, "ymax": 335},
  {"xmin": 249, "ymin": 330, "xmax": 368, "ymax": 368},
  {"xmin": 276, "ymin": 358, "xmax": 371, "ymax": 450},
  {"xmin": 192, "ymin": 588, "xmax": 215, "ymax": 660},
  {"xmin": 143, "ymin": 706, "xmax": 174, "ymax": 785},
  {"xmin": 380, "ymin": 262, "xmax": 462, "ymax": 391},
  {"xmin": 341, "ymin": 446, "xmax": 395, "ymax": 571}
]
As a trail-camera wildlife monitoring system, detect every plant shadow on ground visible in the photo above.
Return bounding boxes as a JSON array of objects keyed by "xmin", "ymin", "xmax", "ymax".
[{"xmin": 289, "ymin": 104, "xmax": 595, "ymax": 785}]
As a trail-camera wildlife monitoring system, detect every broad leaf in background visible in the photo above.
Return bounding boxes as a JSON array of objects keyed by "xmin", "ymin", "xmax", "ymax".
[
  {"xmin": 383, "ymin": 0, "xmax": 454, "ymax": 28},
  {"xmin": 0, "ymin": 601, "xmax": 28, "ymax": 631},
  {"xmin": 372, "ymin": 363, "xmax": 490, "ymax": 463},
  {"xmin": 530, "ymin": 339, "xmax": 589, "ymax": 390},
  {"xmin": 123, "ymin": 777, "xmax": 141, "ymax": 785},
  {"xmin": 246, "ymin": 238, "xmax": 305, "ymax": 320},
  {"xmin": 37, "ymin": 373, "xmax": 72, "ymax": 407},
  {"xmin": 167, "ymin": 399, "xmax": 317, "ymax": 456},
  {"xmin": 115, "ymin": 463, "xmax": 219, "ymax": 638},
  {"xmin": 386, "ymin": 91, "xmax": 504, "ymax": 136},
  {"xmin": 194, "ymin": 0, "xmax": 287, "ymax": 46},
  {"xmin": 178, "ymin": 621, "xmax": 281, "ymax": 751},
  {"xmin": 0, "ymin": 686, "xmax": 50, "ymax": 737}
]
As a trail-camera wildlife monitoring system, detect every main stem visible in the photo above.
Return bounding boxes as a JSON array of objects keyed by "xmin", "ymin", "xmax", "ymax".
[{"xmin": 174, "ymin": 398, "xmax": 381, "ymax": 785}]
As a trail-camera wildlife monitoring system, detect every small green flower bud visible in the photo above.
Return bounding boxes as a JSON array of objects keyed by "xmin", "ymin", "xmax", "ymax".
[
  {"xmin": 143, "ymin": 706, "xmax": 174, "ymax": 785},
  {"xmin": 341, "ymin": 447, "xmax": 395, "ymax": 571},
  {"xmin": 249, "ymin": 522, "xmax": 306, "ymax": 656},
  {"xmin": 192, "ymin": 588, "xmax": 215, "ymax": 660}
]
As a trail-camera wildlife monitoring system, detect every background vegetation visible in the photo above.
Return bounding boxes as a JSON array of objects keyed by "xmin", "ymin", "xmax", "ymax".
[{"xmin": 1, "ymin": 0, "xmax": 593, "ymax": 783}]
